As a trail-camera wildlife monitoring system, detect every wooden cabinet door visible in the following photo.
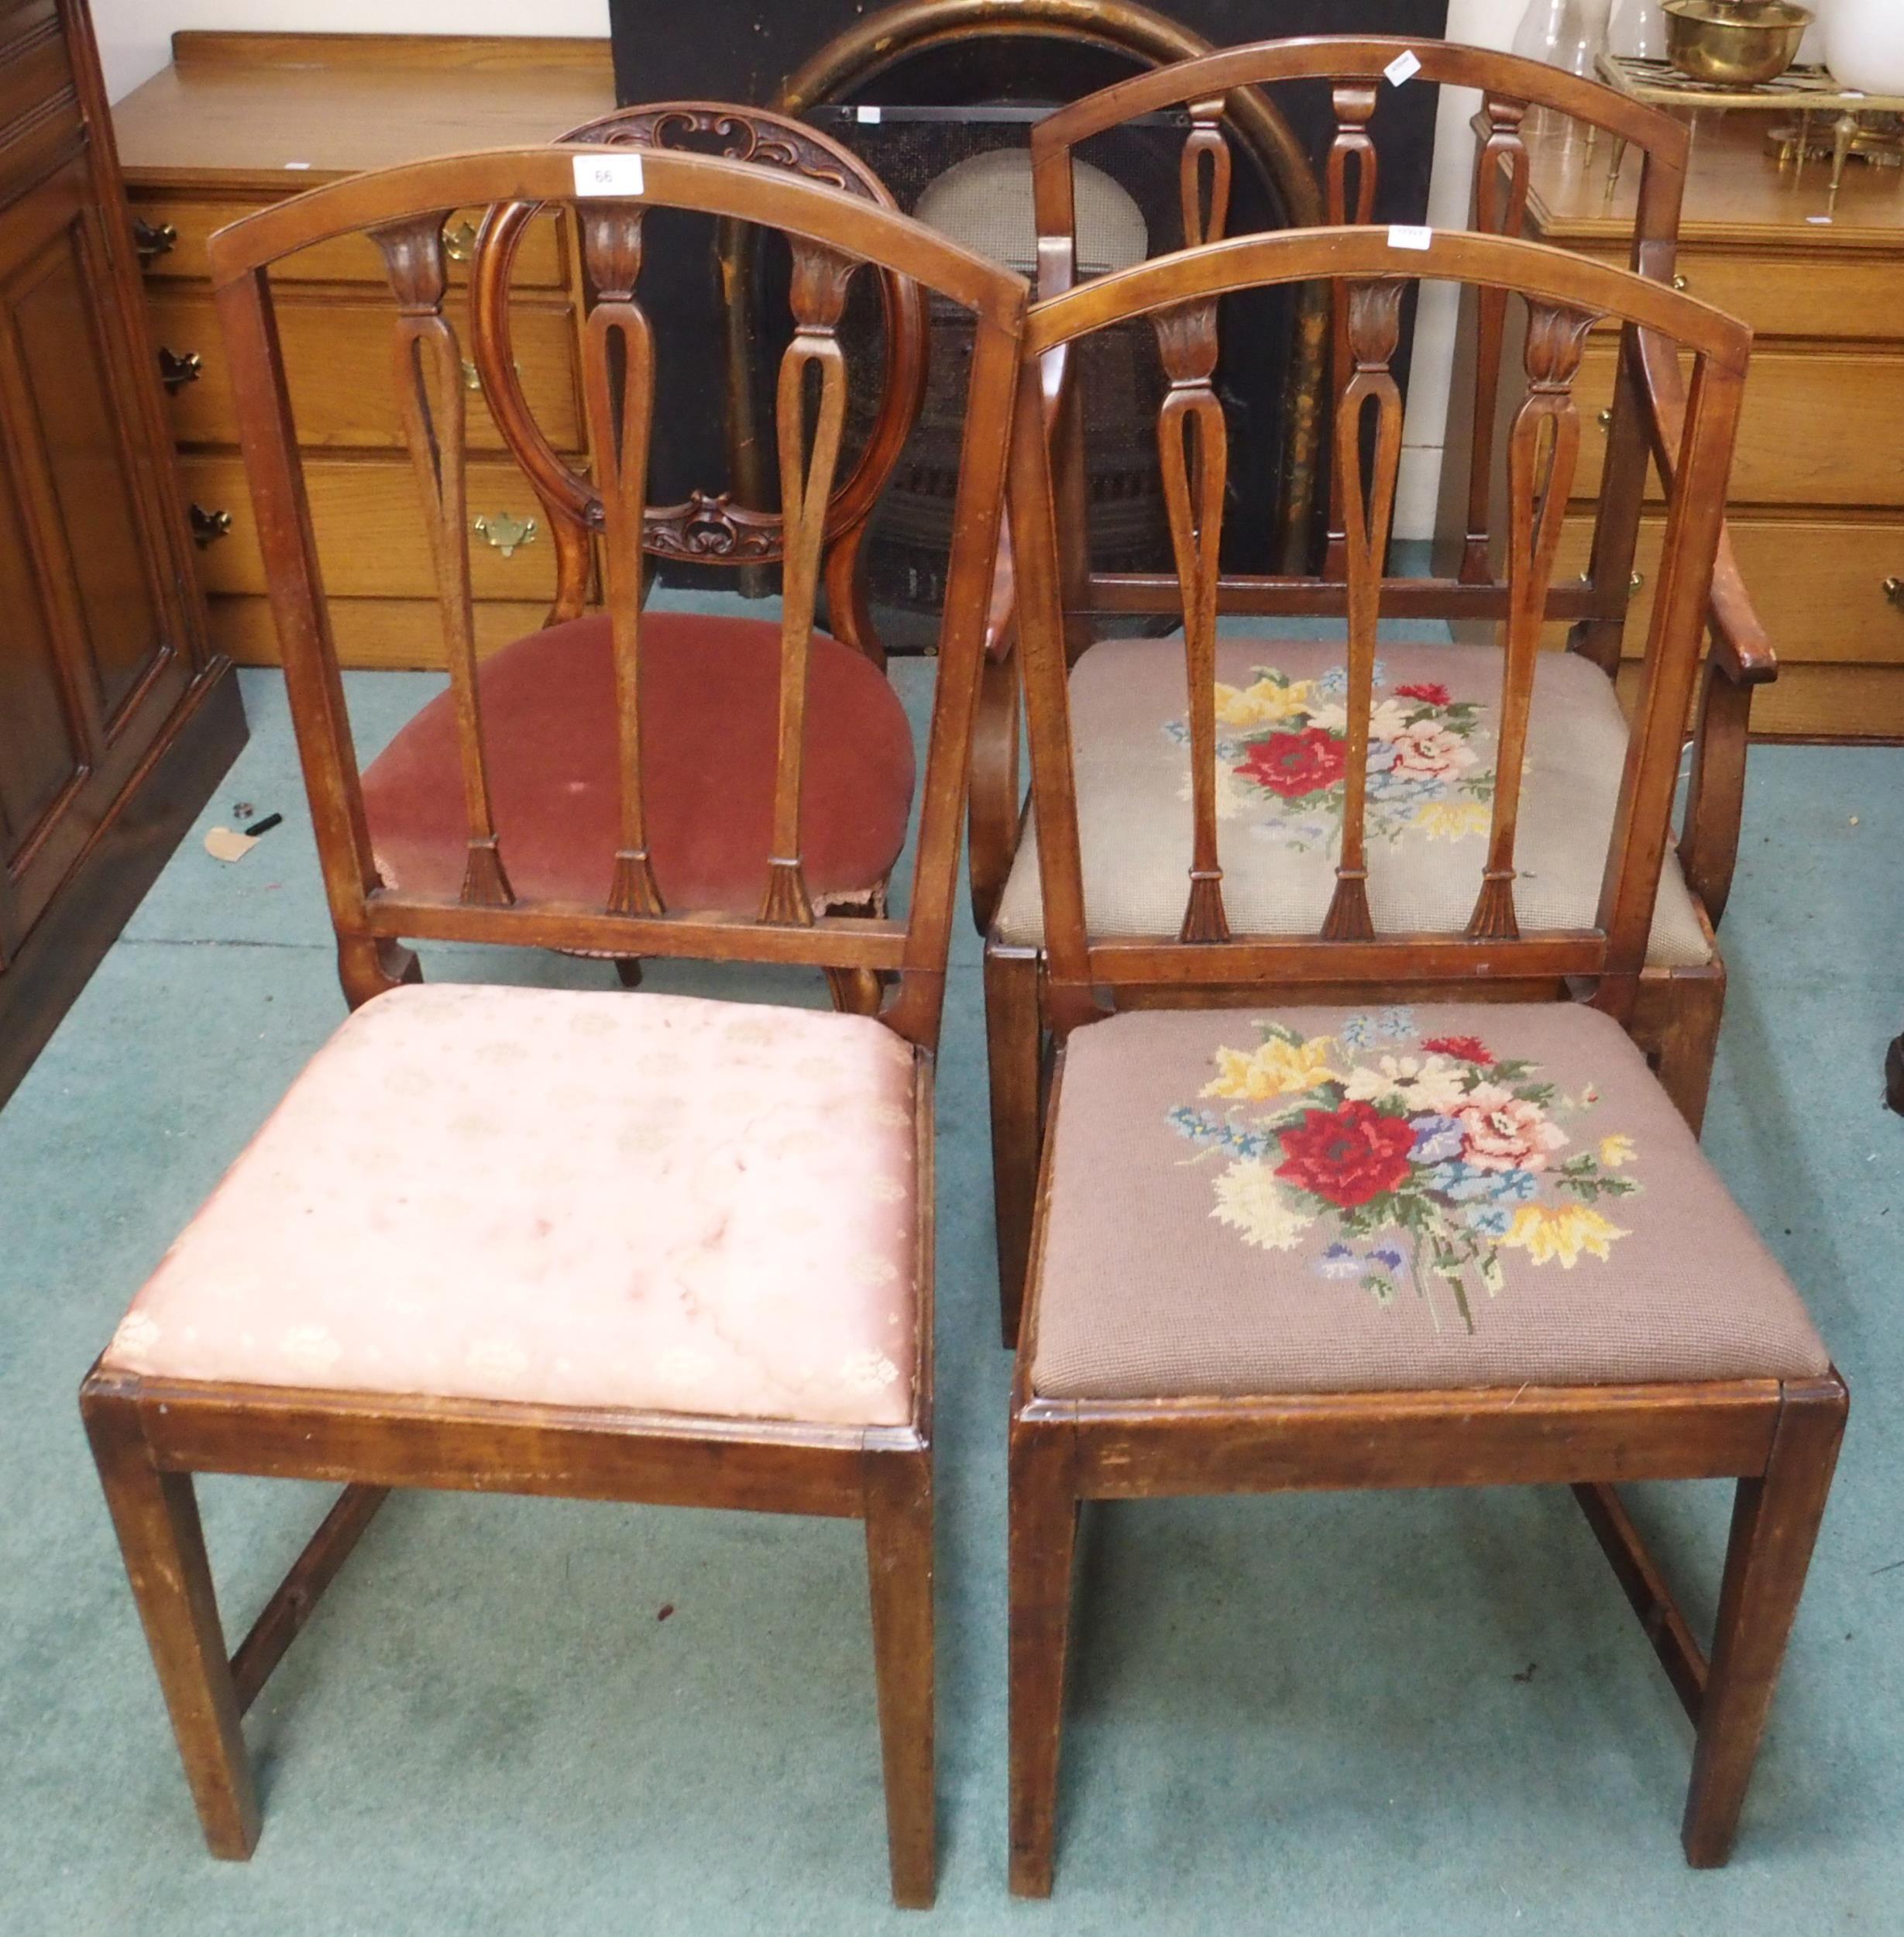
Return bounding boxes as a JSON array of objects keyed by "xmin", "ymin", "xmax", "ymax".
[{"xmin": 0, "ymin": 139, "xmax": 194, "ymax": 956}]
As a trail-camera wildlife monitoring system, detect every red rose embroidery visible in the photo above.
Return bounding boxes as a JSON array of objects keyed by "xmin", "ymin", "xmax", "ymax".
[
  {"xmin": 1396, "ymin": 681, "xmax": 1452, "ymax": 706},
  {"xmin": 1422, "ymin": 1034, "xmax": 1493, "ymax": 1065},
  {"xmin": 1276, "ymin": 1102, "xmax": 1417, "ymax": 1209},
  {"xmin": 1236, "ymin": 728, "xmax": 1346, "ymax": 800}
]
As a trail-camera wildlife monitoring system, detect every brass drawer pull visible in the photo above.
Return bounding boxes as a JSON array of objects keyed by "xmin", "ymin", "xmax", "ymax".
[
  {"xmin": 158, "ymin": 346, "xmax": 201, "ymax": 394},
  {"xmin": 461, "ymin": 357, "xmax": 523, "ymax": 394},
  {"xmin": 442, "ymin": 220, "xmax": 479, "ymax": 263},
  {"xmin": 1671, "ymin": 274, "xmax": 1689, "ymax": 293},
  {"xmin": 473, "ymin": 511, "xmax": 537, "ymax": 557},
  {"xmin": 132, "ymin": 217, "xmax": 177, "ymax": 267},
  {"xmin": 1885, "ymin": 576, "xmax": 1904, "ymax": 611},
  {"xmin": 189, "ymin": 503, "xmax": 232, "ymax": 549},
  {"xmin": 1596, "ymin": 408, "xmax": 1613, "ymax": 431}
]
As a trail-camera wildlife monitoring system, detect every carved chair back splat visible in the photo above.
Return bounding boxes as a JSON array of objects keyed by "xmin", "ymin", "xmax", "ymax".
[
  {"xmin": 1009, "ymin": 225, "xmax": 1746, "ymax": 1032},
  {"xmin": 1025, "ymin": 37, "xmax": 1693, "ymax": 652},
  {"xmin": 469, "ymin": 104, "xmax": 930, "ymax": 668},
  {"xmin": 211, "ymin": 142, "xmax": 1017, "ymax": 1043}
]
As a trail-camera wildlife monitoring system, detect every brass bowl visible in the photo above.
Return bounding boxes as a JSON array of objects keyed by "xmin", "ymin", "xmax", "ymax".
[{"xmin": 1663, "ymin": 0, "xmax": 1813, "ymax": 87}]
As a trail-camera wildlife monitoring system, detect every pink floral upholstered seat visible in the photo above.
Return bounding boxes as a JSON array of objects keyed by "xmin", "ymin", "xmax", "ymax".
[{"xmin": 103, "ymin": 985, "xmax": 919, "ymax": 1428}]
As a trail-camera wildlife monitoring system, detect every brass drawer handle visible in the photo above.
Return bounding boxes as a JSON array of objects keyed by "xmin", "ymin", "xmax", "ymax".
[
  {"xmin": 132, "ymin": 217, "xmax": 177, "ymax": 267},
  {"xmin": 158, "ymin": 346, "xmax": 201, "ymax": 394},
  {"xmin": 1631, "ymin": 569, "xmax": 1645, "ymax": 593},
  {"xmin": 1596, "ymin": 408, "xmax": 1613, "ymax": 431},
  {"xmin": 473, "ymin": 511, "xmax": 537, "ymax": 557},
  {"xmin": 442, "ymin": 220, "xmax": 479, "ymax": 263},
  {"xmin": 461, "ymin": 357, "xmax": 524, "ymax": 394},
  {"xmin": 189, "ymin": 503, "xmax": 232, "ymax": 549},
  {"xmin": 1671, "ymin": 274, "xmax": 1689, "ymax": 293},
  {"xmin": 1885, "ymin": 576, "xmax": 1904, "ymax": 611}
]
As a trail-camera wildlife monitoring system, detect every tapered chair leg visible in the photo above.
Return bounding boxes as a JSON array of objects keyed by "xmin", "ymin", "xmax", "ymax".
[
  {"xmin": 81, "ymin": 1392, "xmax": 259, "ymax": 1859},
  {"xmin": 864, "ymin": 1451, "xmax": 936, "ymax": 1909},
  {"xmin": 1009, "ymin": 1422, "xmax": 1079, "ymax": 1899},
  {"xmin": 985, "ymin": 947, "xmax": 1043, "ymax": 1347},
  {"xmin": 1682, "ymin": 1380, "xmax": 1847, "ymax": 1867}
]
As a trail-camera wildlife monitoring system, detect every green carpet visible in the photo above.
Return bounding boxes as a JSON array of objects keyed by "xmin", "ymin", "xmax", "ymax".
[{"xmin": 2, "ymin": 655, "xmax": 1898, "ymax": 1935}]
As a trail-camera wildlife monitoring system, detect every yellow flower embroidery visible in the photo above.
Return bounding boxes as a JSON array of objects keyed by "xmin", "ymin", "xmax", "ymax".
[
  {"xmin": 1500, "ymin": 1203, "xmax": 1629, "ymax": 1270},
  {"xmin": 1598, "ymin": 1134, "xmax": 1638, "ymax": 1169},
  {"xmin": 1411, "ymin": 800, "xmax": 1492, "ymax": 841},
  {"xmin": 1213, "ymin": 675, "xmax": 1313, "ymax": 730},
  {"xmin": 1201, "ymin": 1034, "xmax": 1341, "ymax": 1101}
]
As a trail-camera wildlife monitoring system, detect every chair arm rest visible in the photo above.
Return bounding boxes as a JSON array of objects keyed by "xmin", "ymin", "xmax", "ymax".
[
  {"xmin": 1679, "ymin": 657, "xmax": 1755, "ymax": 927},
  {"xmin": 1632, "ymin": 329, "xmax": 1777, "ymax": 687}
]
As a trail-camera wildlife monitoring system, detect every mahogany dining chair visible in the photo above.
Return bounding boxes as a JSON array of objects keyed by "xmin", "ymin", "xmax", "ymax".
[
  {"xmin": 78, "ymin": 142, "xmax": 1024, "ymax": 1908},
  {"xmin": 999, "ymin": 219, "xmax": 1844, "ymax": 1895}
]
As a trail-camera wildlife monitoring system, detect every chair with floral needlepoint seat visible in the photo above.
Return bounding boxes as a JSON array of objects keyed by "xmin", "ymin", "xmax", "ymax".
[
  {"xmin": 979, "ymin": 41, "xmax": 1777, "ymax": 1342},
  {"xmin": 1002, "ymin": 221, "xmax": 1844, "ymax": 1897}
]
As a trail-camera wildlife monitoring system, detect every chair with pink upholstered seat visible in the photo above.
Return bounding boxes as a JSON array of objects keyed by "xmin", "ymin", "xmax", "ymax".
[{"xmin": 78, "ymin": 144, "xmax": 1022, "ymax": 1907}]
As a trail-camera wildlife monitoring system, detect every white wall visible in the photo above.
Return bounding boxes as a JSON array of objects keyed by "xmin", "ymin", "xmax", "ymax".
[
  {"xmin": 1397, "ymin": 0, "xmax": 1523, "ymax": 536},
  {"xmin": 92, "ymin": 0, "xmax": 610, "ymax": 105}
]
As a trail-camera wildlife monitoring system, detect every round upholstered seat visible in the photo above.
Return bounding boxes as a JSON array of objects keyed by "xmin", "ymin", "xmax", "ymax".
[{"xmin": 360, "ymin": 612, "xmax": 916, "ymax": 913}]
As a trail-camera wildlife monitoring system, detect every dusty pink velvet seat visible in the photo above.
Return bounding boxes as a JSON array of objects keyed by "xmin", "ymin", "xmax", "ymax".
[
  {"xmin": 359, "ymin": 611, "xmax": 916, "ymax": 913},
  {"xmin": 102, "ymin": 984, "xmax": 920, "ymax": 1429}
]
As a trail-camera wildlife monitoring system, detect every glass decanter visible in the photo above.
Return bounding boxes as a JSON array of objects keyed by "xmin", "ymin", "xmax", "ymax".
[{"xmin": 1513, "ymin": 0, "xmax": 1615, "ymax": 79}]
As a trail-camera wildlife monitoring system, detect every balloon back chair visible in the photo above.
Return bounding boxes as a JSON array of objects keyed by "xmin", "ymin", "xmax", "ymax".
[
  {"xmin": 78, "ymin": 145, "xmax": 1023, "ymax": 1909},
  {"xmin": 470, "ymin": 100, "xmax": 930, "ymax": 673},
  {"xmin": 1001, "ymin": 222, "xmax": 1843, "ymax": 1896},
  {"xmin": 349, "ymin": 104, "xmax": 930, "ymax": 1006},
  {"xmin": 981, "ymin": 42, "xmax": 1779, "ymax": 1337}
]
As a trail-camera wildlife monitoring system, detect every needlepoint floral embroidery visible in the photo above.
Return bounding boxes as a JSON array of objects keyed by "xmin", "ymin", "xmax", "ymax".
[
  {"xmin": 1169, "ymin": 1009, "xmax": 1639, "ymax": 1335},
  {"xmin": 1170, "ymin": 662, "xmax": 1497, "ymax": 851}
]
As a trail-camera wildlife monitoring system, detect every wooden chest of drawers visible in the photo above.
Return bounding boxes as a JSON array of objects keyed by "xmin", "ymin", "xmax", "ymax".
[
  {"xmin": 0, "ymin": 0, "xmax": 243, "ymax": 1101},
  {"xmin": 1511, "ymin": 119, "xmax": 1904, "ymax": 741},
  {"xmin": 112, "ymin": 32, "xmax": 617, "ymax": 669}
]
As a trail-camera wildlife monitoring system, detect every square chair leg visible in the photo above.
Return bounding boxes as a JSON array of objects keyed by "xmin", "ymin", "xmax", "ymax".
[
  {"xmin": 81, "ymin": 1394, "xmax": 259, "ymax": 1859},
  {"xmin": 1007, "ymin": 1420, "xmax": 1078, "ymax": 1899},
  {"xmin": 1683, "ymin": 1381, "xmax": 1847, "ymax": 1866},
  {"xmin": 864, "ymin": 1450, "xmax": 937, "ymax": 1908}
]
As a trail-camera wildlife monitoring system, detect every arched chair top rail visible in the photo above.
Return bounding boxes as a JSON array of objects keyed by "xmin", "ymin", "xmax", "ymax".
[
  {"xmin": 204, "ymin": 144, "xmax": 1026, "ymax": 325},
  {"xmin": 1031, "ymin": 36, "xmax": 1690, "ymax": 178},
  {"xmin": 1021, "ymin": 225, "xmax": 1747, "ymax": 370},
  {"xmin": 776, "ymin": 0, "xmax": 1324, "ymax": 229}
]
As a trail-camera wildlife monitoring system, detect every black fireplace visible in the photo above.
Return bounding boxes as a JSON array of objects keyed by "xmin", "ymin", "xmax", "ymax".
[{"xmin": 604, "ymin": 2, "xmax": 1452, "ymax": 635}]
